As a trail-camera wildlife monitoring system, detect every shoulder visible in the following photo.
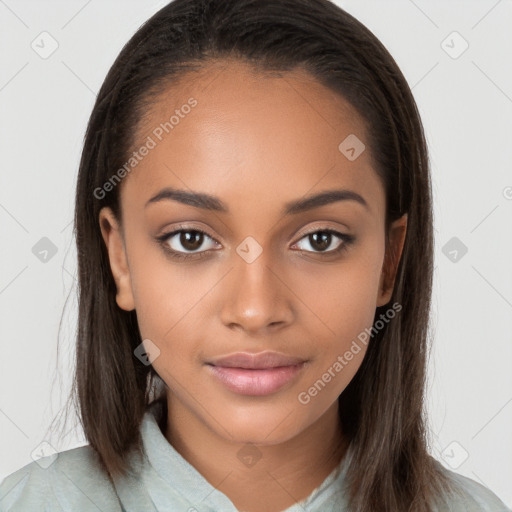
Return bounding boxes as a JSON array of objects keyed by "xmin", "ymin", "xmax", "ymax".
[
  {"xmin": 0, "ymin": 444, "xmax": 122, "ymax": 512},
  {"xmin": 434, "ymin": 464, "xmax": 511, "ymax": 512}
]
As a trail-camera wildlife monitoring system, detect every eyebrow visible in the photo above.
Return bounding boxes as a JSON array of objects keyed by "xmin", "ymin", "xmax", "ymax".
[{"xmin": 145, "ymin": 187, "xmax": 369, "ymax": 215}]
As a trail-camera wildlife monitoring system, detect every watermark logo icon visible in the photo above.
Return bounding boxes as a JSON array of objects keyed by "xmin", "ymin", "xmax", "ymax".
[
  {"xmin": 32, "ymin": 237, "xmax": 58, "ymax": 263},
  {"xmin": 134, "ymin": 339, "xmax": 161, "ymax": 365},
  {"xmin": 31, "ymin": 441, "xmax": 58, "ymax": 469},
  {"xmin": 31, "ymin": 31, "xmax": 59, "ymax": 59},
  {"xmin": 441, "ymin": 31, "xmax": 469, "ymax": 60},
  {"xmin": 338, "ymin": 134, "xmax": 365, "ymax": 161},
  {"xmin": 442, "ymin": 236, "xmax": 468, "ymax": 263},
  {"xmin": 236, "ymin": 236, "xmax": 263, "ymax": 264},
  {"xmin": 237, "ymin": 443, "xmax": 262, "ymax": 468},
  {"xmin": 441, "ymin": 441, "xmax": 469, "ymax": 469}
]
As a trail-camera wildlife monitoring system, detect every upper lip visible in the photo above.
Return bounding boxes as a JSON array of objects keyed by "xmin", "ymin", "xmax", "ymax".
[{"xmin": 207, "ymin": 351, "xmax": 306, "ymax": 369}]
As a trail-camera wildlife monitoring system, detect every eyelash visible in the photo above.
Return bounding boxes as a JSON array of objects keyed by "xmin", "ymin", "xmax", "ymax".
[{"xmin": 155, "ymin": 226, "xmax": 355, "ymax": 262}]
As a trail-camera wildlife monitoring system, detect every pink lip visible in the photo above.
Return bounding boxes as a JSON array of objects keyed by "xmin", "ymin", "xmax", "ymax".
[
  {"xmin": 207, "ymin": 351, "xmax": 305, "ymax": 369},
  {"xmin": 207, "ymin": 364, "xmax": 306, "ymax": 396},
  {"xmin": 206, "ymin": 351, "xmax": 307, "ymax": 396}
]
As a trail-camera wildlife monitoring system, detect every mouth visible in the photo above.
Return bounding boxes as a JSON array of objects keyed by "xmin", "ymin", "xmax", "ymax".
[
  {"xmin": 205, "ymin": 351, "xmax": 308, "ymax": 396},
  {"xmin": 206, "ymin": 351, "xmax": 306, "ymax": 369}
]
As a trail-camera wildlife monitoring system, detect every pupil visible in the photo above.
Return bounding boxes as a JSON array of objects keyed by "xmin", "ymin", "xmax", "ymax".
[
  {"xmin": 310, "ymin": 232, "xmax": 330, "ymax": 251},
  {"xmin": 181, "ymin": 231, "xmax": 203, "ymax": 251}
]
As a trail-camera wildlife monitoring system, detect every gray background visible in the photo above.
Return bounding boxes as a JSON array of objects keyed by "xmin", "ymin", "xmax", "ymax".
[{"xmin": 1, "ymin": 0, "xmax": 511, "ymax": 507}]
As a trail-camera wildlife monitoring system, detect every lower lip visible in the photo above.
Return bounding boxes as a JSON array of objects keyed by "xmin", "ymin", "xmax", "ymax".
[{"xmin": 206, "ymin": 363, "xmax": 306, "ymax": 396}]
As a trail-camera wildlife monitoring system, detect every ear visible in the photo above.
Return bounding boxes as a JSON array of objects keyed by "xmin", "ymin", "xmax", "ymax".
[
  {"xmin": 99, "ymin": 207, "xmax": 135, "ymax": 311},
  {"xmin": 377, "ymin": 213, "xmax": 408, "ymax": 307}
]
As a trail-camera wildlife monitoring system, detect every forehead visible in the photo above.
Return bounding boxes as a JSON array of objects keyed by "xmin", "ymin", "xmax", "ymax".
[{"xmin": 121, "ymin": 59, "xmax": 384, "ymax": 217}]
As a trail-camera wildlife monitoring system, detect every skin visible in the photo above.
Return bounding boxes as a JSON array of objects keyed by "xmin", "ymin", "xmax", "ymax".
[{"xmin": 99, "ymin": 58, "xmax": 407, "ymax": 512}]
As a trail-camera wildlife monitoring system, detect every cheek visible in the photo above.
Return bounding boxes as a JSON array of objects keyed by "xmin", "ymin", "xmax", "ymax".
[
  {"xmin": 299, "ymin": 251, "xmax": 384, "ymax": 338},
  {"xmin": 294, "ymin": 251, "xmax": 384, "ymax": 391},
  {"xmin": 127, "ymin": 228, "xmax": 201, "ymax": 328},
  {"xmin": 127, "ymin": 248, "xmax": 232, "ymax": 387}
]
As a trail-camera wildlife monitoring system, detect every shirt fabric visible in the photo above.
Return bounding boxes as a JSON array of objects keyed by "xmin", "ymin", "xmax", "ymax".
[{"xmin": 1, "ymin": 401, "xmax": 510, "ymax": 512}]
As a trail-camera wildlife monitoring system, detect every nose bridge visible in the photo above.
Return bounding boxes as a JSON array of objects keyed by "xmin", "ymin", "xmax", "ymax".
[{"xmin": 220, "ymin": 239, "xmax": 293, "ymax": 333}]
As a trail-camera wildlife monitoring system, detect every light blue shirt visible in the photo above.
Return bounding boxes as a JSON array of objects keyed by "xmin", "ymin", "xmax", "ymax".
[{"xmin": 1, "ymin": 401, "xmax": 510, "ymax": 511}]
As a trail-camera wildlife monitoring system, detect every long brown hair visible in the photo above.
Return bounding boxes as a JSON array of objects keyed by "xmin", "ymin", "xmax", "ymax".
[{"xmin": 51, "ymin": 0, "xmax": 459, "ymax": 510}]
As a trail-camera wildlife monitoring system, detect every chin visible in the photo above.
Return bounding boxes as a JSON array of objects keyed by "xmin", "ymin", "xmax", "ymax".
[{"xmin": 210, "ymin": 405, "xmax": 308, "ymax": 446}]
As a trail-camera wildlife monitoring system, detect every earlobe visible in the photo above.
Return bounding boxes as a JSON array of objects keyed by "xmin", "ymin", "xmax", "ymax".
[
  {"xmin": 377, "ymin": 213, "xmax": 408, "ymax": 307},
  {"xmin": 98, "ymin": 207, "xmax": 135, "ymax": 312}
]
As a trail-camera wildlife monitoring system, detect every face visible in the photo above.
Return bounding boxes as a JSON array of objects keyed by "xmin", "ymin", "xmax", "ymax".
[{"xmin": 99, "ymin": 59, "xmax": 407, "ymax": 446}]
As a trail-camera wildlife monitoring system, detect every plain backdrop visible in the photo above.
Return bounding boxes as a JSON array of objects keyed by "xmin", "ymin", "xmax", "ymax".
[{"xmin": 1, "ymin": 0, "xmax": 511, "ymax": 507}]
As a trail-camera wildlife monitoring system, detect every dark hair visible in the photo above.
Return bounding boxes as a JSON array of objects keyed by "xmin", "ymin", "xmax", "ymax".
[{"xmin": 52, "ymin": 0, "xmax": 460, "ymax": 510}]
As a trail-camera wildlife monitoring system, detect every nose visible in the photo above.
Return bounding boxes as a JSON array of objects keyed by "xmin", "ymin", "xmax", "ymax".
[{"xmin": 219, "ymin": 249, "xmax": 295, "ymax": 335}]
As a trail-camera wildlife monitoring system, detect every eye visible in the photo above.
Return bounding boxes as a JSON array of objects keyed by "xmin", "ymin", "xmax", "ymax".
[
  {"xmin": 292, "ymin": 229, "xmax": 355, "ymax": 255},
  {"xmin": 156, "ymin": 226, "xmax": 220, "ymax": 260}
]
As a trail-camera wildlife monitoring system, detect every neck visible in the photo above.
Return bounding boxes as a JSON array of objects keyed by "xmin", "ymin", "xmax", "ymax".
[{"xmin": 164, "ymin": 395, "xmax": 348, "ymax": 512}]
